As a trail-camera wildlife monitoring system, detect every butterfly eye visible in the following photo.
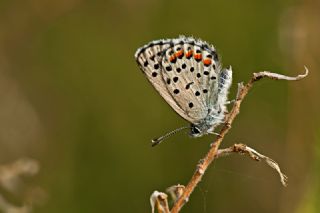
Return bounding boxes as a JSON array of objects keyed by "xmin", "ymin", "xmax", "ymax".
[
  {"xmin": 193, "ymin": 127, "xmax": 200, "ymax": 134},
  {"xmin": 190, "ymin": 124, "xmax": 201, "ymax": 136}
]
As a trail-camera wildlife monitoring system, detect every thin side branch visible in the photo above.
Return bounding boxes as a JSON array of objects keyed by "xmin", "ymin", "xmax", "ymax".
[
  {"xmin": 216, "ymin": 143, "xmax": 288, "ymax": 186},
  {"xmin": 170, "ymin": 67, "xmax": 308, "ymax": 213}
]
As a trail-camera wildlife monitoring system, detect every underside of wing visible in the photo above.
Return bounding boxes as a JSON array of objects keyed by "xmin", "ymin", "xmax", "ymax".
[
  {"xmin": 135, "ymin": 39, "xmax": 192, "ymax": 122},
  {"xmin": 160, "ymin": 36, "xmax": 221, "ymax": 122}
]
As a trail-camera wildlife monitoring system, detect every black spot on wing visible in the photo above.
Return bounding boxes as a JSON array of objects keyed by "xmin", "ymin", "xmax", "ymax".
[
  {"xmin": 185, "ymin": 82, "xmax": 194, "ymax": 89},
  {"xmin": 153, "ymin": 64, "xmax": 159, "ymax": 69},
  {"xmin": 166, "ymin": 66, "xmax": 172, "ymax": 71},
  {"xmin": 173, "ymin": 89, "xmax": 180, "ymax": 94}
]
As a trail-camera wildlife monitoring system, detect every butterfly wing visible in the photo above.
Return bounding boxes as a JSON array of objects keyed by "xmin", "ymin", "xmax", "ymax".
[
  {"xmin": 135, "ymin": 39, "xmax": 192, "ymax": 122},
  {"xmin": 160, "ymin": 36, "xmax": 221, "ymax": 123}
]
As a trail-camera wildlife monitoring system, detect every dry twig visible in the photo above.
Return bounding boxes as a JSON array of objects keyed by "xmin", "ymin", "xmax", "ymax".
[{"xmin": 170, "ymin": 67, "xmax": 309, "ymax": 213}]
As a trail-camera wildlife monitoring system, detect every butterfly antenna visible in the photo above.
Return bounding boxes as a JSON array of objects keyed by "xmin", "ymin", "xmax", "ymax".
[{"xmin": 151, "ymin": 126, "xmax": 189, "ymax": 147}]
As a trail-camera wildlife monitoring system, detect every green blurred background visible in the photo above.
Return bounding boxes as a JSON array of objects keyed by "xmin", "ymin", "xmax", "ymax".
[{"xmin": 0, "ymin": 0, "xmax": 319, "ymax": 212}]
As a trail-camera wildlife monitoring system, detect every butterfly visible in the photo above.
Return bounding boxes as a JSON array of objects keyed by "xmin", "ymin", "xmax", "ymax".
[{"xmin": 134, "ymin": 36, "xmax": 232, "ymax": 146}]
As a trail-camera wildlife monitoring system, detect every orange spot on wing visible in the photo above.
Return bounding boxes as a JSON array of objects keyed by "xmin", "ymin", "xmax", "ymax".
[
  {"xmin": 194, "ymin": 54, "xmax": 202, "ymax": 60},
  {"xmin": 169, "ymin": 55, "xmax": 176, "ymax": 62},
  {"xmin": 186, "ymin": 50, "xmax": 193, "ymax": 58},
  {"xmin": 203, "ymin": 59, "xmax": 212, "ymax": 66},
  {"xmin": 175, "ymin": 50, "xmax": 184, "ymax": 58}
]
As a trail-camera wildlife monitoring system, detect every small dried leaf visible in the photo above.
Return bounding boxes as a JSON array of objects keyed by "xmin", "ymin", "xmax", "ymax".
[
  {"xmin": 166, "ymin": 184, "xmax": 185, "ymax": 202},
  {"xmin": 150, "ymin": 191, "xmax": 170, "ymax": 213}
]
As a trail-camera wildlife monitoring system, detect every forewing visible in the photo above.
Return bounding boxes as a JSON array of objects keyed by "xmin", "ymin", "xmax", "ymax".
[
  {"xmin": 135, "ymin": 39, "xmax": 191, "ymax": 121},
  {"xmin": 160, "ymin": 37, "xmax": 221, "ymax": 122}
]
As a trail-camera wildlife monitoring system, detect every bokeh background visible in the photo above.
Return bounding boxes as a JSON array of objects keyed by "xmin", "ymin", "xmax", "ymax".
[{"xmin": 0, "ymin": 0, "xmax": 319, "ymax": 212}]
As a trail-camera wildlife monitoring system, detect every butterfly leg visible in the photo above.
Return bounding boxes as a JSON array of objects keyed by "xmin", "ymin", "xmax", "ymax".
[
  {"xmin": 225, "ymin": 100, "xmax": 235, "ymax": 105},
  {"xmin": 209, "ymin": 131, "xmax": 221, "ymax": 136}
]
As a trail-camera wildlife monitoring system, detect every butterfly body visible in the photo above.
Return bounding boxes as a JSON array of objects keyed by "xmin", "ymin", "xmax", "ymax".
[{"xmin": 135, "ymin": 36, "xmax": 232, "ymax": 141}]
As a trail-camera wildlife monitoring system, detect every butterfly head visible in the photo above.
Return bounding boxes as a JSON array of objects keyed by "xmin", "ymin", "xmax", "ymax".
[
  {"xmin": 190, "ymin": 124, "xmax": 202, "ymax": 137},
  {"xmin": 190, "ymin": 123, "xmax": 210, "ymax": 137},
  {"xmin": 190, "ymin": 112, "xmax": 224, "ymax": 137}
]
